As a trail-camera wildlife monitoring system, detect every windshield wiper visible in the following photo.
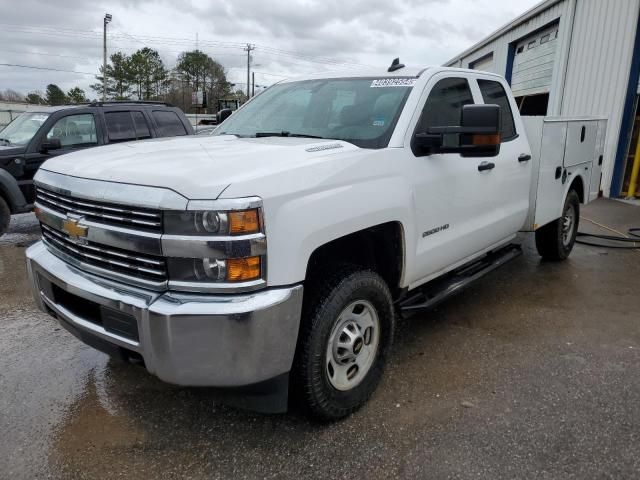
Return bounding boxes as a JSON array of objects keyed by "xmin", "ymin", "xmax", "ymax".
[{"xmin": 254, "ymin": 131, "xmax": 324, "ymax": 139}]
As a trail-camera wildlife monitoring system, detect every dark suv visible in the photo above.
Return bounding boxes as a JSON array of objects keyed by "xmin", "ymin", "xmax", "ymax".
[{"xmin": 0, "ymin": 101, "xmax": 194, "ymax": 235}]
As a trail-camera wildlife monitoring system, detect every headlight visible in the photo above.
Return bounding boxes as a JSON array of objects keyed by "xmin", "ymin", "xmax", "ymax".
[
  {"xmin": 164, "ymin": 208, "xmax": 260, "ymax": 236},
  {"xmin": 163, "ymin": 200, "xmax": 265, "ymax": 292},
  {"xmin": 167, "ymin": 256, "xmax": 262, "ymax": 283}
]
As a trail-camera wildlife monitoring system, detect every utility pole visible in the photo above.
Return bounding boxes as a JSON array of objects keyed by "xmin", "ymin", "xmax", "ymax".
[
  {"xmin": 252, "ymin": 72, "xmax": 255, "ymax": 97},
  {"xmin": 244, "ymin": 44, "xmax": 255, "ymax": 99},
  {"xmin": 103, "ymin": 13, "xmax": 112, "ymax": 102}
]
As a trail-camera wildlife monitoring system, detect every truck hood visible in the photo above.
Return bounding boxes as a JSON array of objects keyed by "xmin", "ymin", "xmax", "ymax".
[{"xmin": 39, "ymin": 135, "xmax": 360, "ymax": 199}]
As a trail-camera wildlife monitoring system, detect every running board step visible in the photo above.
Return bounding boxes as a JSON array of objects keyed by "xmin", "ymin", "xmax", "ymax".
[{"xmin": 397, "ymin": 244, "xmax": 522, "ymax": 314}]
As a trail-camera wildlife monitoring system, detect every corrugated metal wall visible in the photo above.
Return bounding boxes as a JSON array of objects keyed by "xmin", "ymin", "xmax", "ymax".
[
  {"xmin": 560, "ymin": 0, "xmax": 640, "ymax": 194},
  {"xmin": 446, "ymin": 0, "xmax": 640, "ymax": 196},
  {"xmin": 446, "ymin": 1, "xmax": 574, "ymax": 119},
  {"xmin": 447, "ymin": 2, "xmax": 568, "ymax": 78}
]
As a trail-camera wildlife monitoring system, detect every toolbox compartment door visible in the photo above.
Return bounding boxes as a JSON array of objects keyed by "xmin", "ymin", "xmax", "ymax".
[
  {"xmin": 563, "ymin": 121, "xmax": 598, "ymax": 168},
  {"xmin": 534, "ymin": 120, "xmax": 568, "ymax": 229}
]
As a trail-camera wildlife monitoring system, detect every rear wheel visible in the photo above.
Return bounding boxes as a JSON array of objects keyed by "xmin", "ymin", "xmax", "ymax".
[
  {"xmin": 293, "ymin": 266, "xmax": 395, "ymax": 421},
  {"xmin": 535, "ymin": 190, "xmax": 580, "ymax": 261},
  {"xmin": 0, "ymin": 196, "xmax": 10, "ymax": 237}
]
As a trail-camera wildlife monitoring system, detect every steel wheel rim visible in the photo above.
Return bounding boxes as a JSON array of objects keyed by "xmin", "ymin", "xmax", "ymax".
[
  {"xmin": 562, "ymin": 204, "xmax": 576, "ymax": 247},
  {"xmin": 325, "ymin": 300, "xmax": 380, "ymax": 391}
]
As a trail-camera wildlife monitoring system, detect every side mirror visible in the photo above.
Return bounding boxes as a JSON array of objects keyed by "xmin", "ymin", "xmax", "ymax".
[
  {"xmin": 217, "ymin": 108, "xmax": 233, "ymax": 124},
  {"xmin": 40, "ymin": 138, "xmax": 62, "ymax": 153},
  {"xmin": 414, "ymin": 104, "xmax": 502, "ymax": 157}
]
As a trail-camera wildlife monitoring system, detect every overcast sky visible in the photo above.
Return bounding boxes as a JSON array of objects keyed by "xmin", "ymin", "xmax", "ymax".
[{"xmin": 0, "ymin": 0, "xmax": 541, "ymax": 98}]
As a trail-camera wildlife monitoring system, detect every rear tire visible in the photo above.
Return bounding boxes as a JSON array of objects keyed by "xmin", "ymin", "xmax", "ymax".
[
  {"xmin": 535, "ymin": 190, "xmax": 580, "ymax": 261},
  {"xmin": 0, "ymin": 196, "xmax": 10, "ymax": 237},
  {"xmin": 293, "ymin": 265, "xmax": 395, "ymax": 421}
]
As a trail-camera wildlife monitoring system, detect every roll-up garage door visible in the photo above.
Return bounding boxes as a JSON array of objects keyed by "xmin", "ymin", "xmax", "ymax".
[
  {"xmin": 511, "ymin": 24, "xmax": 559, "ymax": 97},
  {"xmin": 470, "ymin": 53, "xmax": 494, "ymax": 72}
]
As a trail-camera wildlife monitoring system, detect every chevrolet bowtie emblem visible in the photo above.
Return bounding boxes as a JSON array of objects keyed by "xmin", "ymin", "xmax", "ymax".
[{"xmin": 62, "ymin": 217, "xmax": 88, "ymax": 239}]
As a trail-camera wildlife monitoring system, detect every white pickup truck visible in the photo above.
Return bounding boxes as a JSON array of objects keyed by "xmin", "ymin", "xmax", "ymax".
[{"xmin": 26, "ymin": 63, "xmax": 606, "ymax": 419}]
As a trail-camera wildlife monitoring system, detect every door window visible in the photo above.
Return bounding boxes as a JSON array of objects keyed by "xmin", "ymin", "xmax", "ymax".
[
  {"xmin": 152, "ymin": 111, "xmax": 187, "ymax": 137},
  {"xmin": 478, "ymin": 79, "xmax": 517, "ymax": 140},
  {"xmin": 45, "ymin": 114, "xmax": 97, "ymax": 147},
  {"xmin": 105, "ymin": 111, "xmax": 137, "ymax": 142},
  {"xmin": 132, "ymin": 111, "xmax": 151, "ymax": 139},
  {"xmin": 416, "ymin": 77, "xmax": 474, "ymax": 133}
]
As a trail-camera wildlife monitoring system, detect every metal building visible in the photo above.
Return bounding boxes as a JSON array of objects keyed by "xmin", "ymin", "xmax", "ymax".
[
  {"xmin": 0, "ymin": 101, "xmax": 28, "ymax": 129},
  {"xmin": 446, "ymin": 0, "xmax": 640, "ymax": 199}
]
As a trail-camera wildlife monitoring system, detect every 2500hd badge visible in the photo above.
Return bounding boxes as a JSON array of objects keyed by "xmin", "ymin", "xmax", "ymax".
[{"xmin": 423, "ymin": 224, "xmax": 450, "ymax": 238}]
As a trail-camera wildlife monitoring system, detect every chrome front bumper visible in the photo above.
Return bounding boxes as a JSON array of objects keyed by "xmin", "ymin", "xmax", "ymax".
[{"xmin": 26, "ymin": 241, "xmax": 303, "ymax": 388}]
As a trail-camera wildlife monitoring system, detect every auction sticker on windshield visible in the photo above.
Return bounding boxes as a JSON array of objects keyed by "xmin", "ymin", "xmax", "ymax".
[{"xmin": 370, "ymin": 78, "xmax": 416, "ymax": 88}]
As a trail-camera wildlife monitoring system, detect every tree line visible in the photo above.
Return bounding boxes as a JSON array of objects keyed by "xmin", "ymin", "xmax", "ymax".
[
  {"xmin": 0, "ymin": 85, "xmax": 86, "ymax": 105},
  {"xmin": 3, "ymin": 47, "xmax": 248, "ymax": 114}
]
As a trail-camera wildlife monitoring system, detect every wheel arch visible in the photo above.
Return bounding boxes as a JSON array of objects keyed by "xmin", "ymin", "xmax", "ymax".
[
  {"xmin": 304, "ymin": 221, "xmax": 406, "ymax": 299},
  {"xmin": 568, "ymin": 174, "xmax": 585, "ymax": 204}
]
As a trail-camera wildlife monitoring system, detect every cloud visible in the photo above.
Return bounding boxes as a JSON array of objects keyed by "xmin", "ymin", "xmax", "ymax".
[{"xmin": 0, "ymin": 0, "xmax": 541, "ymax": 96}]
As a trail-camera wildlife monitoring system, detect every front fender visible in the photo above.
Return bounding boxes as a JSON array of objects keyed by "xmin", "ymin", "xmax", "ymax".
[
  {"xmin": 265, "ymin": 175, "xmax": 414, "ymax": 286},
  {"xmin": 219, "ymin": 149, "xmax": 416, "ymax": 288}
]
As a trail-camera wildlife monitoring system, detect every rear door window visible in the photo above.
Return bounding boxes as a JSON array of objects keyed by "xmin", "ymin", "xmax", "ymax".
[
  {"xmin": 132, "ymin": 111, "xmax": 151, "ymax": 139},
  {"xmin": 152, "ymin": 111, "xmax": 187, "ymax": 137},
  {"xmin": 477, "ymin": 79, "xmax": 517, "ymax": 141},
  {"xmin": 105, "ymin": 111, "xmax": 137, "ymax": 142}
]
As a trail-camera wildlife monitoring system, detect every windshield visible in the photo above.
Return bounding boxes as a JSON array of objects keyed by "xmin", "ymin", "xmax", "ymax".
[
  {"xmin": 0, "ymin": 112, "xmax": 50, "ymax": 146},
  {"xmin": 215, "ymin": 77, "xmax": 415, "ymax": 149}
]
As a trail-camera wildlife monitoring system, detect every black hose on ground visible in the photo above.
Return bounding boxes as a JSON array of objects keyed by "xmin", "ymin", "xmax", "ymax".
[{"xmin": 576, "ymin": 227, "xmax": 640, "ymax": 249}]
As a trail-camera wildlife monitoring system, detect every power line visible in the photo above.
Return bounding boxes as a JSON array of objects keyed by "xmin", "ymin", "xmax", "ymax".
[
  {"xmin": 0, "ymin": 63, "xmax": 95, "ymax": 75},
  {"xmin": 227, "ymin": 68, "xmax": 288, "ymax": 78},
  {"xmin": 0, "ymin": 49, "xmax": 93, "ymax": 61},
  {"xmin": 0, "ymin": 22, "xmax": 372, "ymax": 69}
]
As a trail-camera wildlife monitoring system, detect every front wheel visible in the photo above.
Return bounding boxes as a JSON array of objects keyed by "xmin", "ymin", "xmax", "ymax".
[
  {"xmin": 293, "ymin": 266, "xmax": 395, "ymax": 421},
  {"xmin": 535, "ymin": 190, "xmax": 580, "ymax": 261}
]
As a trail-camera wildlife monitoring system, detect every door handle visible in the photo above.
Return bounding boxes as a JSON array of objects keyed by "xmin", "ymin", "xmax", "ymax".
[
  {"xmin": 478, "ymin": 161, "xmax": 496, "ymax": 172},
  {"xmin": 518, "ymin": 154, "xmax": 532, "ymax": 162}
]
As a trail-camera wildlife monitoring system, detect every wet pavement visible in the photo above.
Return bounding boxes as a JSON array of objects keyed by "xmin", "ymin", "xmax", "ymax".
[{"xmin": 1, "ymin": 201, "xmax": 639, "ymax": 479}]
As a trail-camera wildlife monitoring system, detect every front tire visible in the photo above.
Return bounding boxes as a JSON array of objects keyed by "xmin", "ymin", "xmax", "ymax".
[
  {"xmin": 293, "ymin": 266, "xmax": 395, "ymax": 421},
  {"xmin": 535, "ymin": 190, "xmax": 580, "ymax": 261},
  {"xmin": 0, "ymin": 196, "xmax": 10, "ymax": 237}
]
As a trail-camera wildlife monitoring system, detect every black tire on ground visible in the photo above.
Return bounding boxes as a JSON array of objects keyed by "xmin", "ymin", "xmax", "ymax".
[
  {"xmin": 292, "ymin": 265, "xmax": 395, "ymax": 421},
  {"xmin": 0, "ymin": 196, "xmax": 10, "ymax": 237},
  {"xmin": 535, "ymin": 189, "xmax": 580, "ymax": 261}
]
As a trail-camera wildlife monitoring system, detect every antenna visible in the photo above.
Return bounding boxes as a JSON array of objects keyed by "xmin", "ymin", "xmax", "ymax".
[{"xmin": 388, "ymin": 58, "xmax": 405, "ymax": 73}]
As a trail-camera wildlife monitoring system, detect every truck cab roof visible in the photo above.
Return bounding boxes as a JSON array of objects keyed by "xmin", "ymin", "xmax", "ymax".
[{"xmin": 280, "ymin": 66, "xmax": 506, "ymax": 83}]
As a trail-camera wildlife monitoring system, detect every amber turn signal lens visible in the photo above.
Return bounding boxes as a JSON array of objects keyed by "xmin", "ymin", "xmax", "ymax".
[
  {"xmin": 228, "ymin": 209, "xmax": 260, "ymax": 235},
  {"xmin": 472, "ymin": 134, "xmax": 501, "ymax": 146},
  {"xmin": 226, "ymin": 256, "xmax": 261, "ymax": 281}
]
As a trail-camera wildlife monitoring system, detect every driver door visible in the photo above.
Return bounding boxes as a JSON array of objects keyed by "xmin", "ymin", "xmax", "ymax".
[
  {"xmin": 40, "ymin": 113, "xmax": 99, "ymax": 158},
  {"xmin": 24, "ymin": 112, "xmax": 100, "ymax": 181},
  {"xmin": 404, "ymin": 74, "xmax": 505, "ymax": 287}
]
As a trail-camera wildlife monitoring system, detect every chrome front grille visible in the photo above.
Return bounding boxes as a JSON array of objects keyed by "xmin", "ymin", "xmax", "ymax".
[
  {"xmin": 36, "ymin": 187, "xmax": 162, "ymax": 232},
  {"xmin": 41, "ymin": 224, "xmax": 167, "ymax": 282}
]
